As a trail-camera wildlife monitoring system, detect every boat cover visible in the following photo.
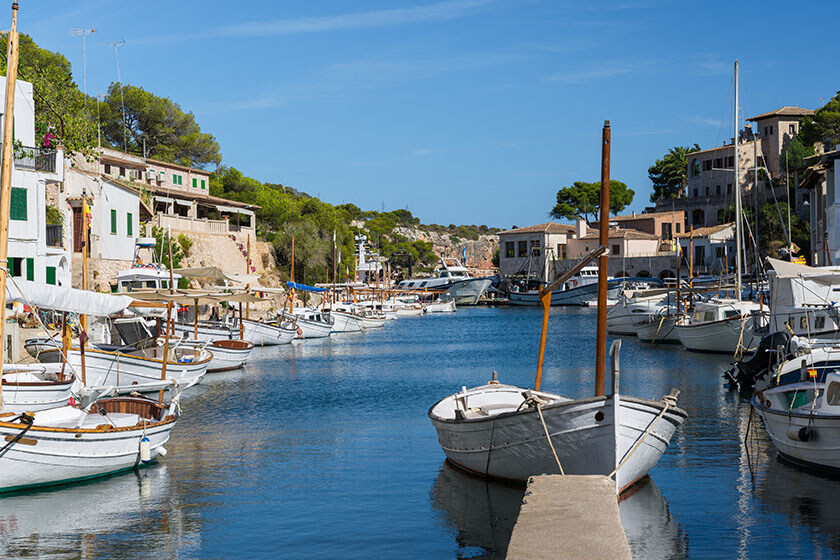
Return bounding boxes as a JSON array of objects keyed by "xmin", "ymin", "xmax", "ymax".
[
  {"xmin": 5, "ymin": 279, "xmax": 133, "ymax": 316},
  {"xmin": 286, "ymin": 281, "xmax": 326, "ymax": 293}
]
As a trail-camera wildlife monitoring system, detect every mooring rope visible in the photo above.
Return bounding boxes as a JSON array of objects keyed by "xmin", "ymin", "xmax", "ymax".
[
  {"xmin": 535, "ymin": 402, "xmax": 565, "ymax": 475},
  {"xmin": 608, "ymin": 395, "xmax": 674, "ymax": 479}
]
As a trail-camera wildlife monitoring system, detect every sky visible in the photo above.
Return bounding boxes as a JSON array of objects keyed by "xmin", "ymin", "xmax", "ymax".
[{"xmin": 20, "ymin": 0, "xmax": 840, "ymax": 229}]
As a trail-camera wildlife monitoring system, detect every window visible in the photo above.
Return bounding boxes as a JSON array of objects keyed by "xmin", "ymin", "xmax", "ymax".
[
  {"xmin": 26, "ymin": 257, "xmax": 34, "ymax": 281},
  {"xmin": 704, "ymin": 187, "xmax": 709, "ymax": 197},
  {"xmin": 10, "ymin": 187, "xmax": 26, "ymax": 220},
  {"xmin": 7, "ymin": 257, "xmax": 22, "ymax": 277},
  {"xmin": 110, "ymin": 209, "xmax": 117, "ymax": 234},
  {"xmin": 557, "ymin": 244, "xmax": 566, "ymax": 259},
  {"xmin": 612, "ymin": 244, "xmax": 620, "ymax": 255},
  {"xmin": 505, "ymin": 242, "xmax": 514, "ymax": 258},
  {"xmin": 530, "ymin": 239, "xmax": 540, "ymax": 256},
  {"xmin": 676, "ymin": 223, "xmax": 681, "ymax": 234},
  {"xmin": 716, "ymin": 185, "xmax": 721, "ymax": 196},
  {"xmin": 702, "ymin": 160, "xmax": 712, "ymax": 171},
  {"xmin": 827, "ymin": 382, "xmax": 840, "ymax": 406},
  {"xmin": 201, "ymin": 179, "xmax": 206, "ymax": 190},
  {"xmin": 713, "ymin": 158, "xmax": 723, "ymax": 169},
  {"xmin": 789, "ymin": 124, "xmax": 796, "ymax": 134},
  {"xmin": 661, "ymin": 222, "xmax": 672, "ymax": 240},
  {"xmin": 816, "ymin": 315, "xmax": 826, "ymax": 330},
  {"xmin": 46, "ymin": 266, "xmax": 56, "ymax": 285},
  {"xmin": 694, "ymin": 245, "xmax": 705, "ymax": 266},
  {"xmin": 517, "ymin": 240, "xmax": 528, "ymax": 257},
  {"xmin": 764, "ymin": 127, "xmax": 768, "ymax": 136},
  {"xmin": 715, "ymin": 247, "xmax": 725, "ymax": 259},
  {"xmin": 192, "ymin": 178, "xmax": 197, "ymax": 188},
  {"xmin": 691, "ymin": 159, "xmax": 700, "ymax": 177},
  {"xmin": 727, "ymin": 183, "xmax": 732, "ymax": 195},
  {"xmin": 693, "ymin": 188, "xmax": 698, "ymax": 197},
  {"xmin": 104, "ymin": 164, "xmax": 111, "ymax": 175},
  {"xmin": 126, "ymin": 212, "xmax": 133, "ymax": 237},
  {"xmin": 770, "ymin": 126, "xmax": 774, "ymax": 135},
  {"xmin": 726, "ymin": 156, "xmax": 734, "ymax": 167},
  {"xmin": 119, "ymin": 166, "xmax": 125, "ymax": 177}
]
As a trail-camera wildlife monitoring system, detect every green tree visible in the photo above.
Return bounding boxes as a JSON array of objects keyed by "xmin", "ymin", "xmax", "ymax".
[
  {"xmin": 100, "ymin": 83, "xmax": 221, "ymax": 168},
  {"xmin": 799, "ymin": 91, "xmax": 840, "ymax": 148},
  {"xmin": 550, "ymin": 180, "xmax": 635, "ymax": 224},
  {"xmin": 152, "ymin": 227, "xmax": 191, "ymax": 288},
  {"xmin": 780, "ymin": 136, "xmax": 815, "ymax": 171},
  {"xmin": 648, "ymin": 144, "xmax": 700, "ymax": 201},
  {"xmin": 1, "ymin": 33, "xmax": 97, "ymax": 156}
]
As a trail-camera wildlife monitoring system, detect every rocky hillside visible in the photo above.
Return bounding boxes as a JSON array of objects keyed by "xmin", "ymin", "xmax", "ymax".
[{"xmin": 394, "ymin": 226, "xmax": 498, "ymax": 276}]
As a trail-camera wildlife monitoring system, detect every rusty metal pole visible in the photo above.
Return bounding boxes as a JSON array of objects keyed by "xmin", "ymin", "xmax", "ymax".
[{"xmin": 595, "ymin": 120, "xmax": 611, "ymax": 397}]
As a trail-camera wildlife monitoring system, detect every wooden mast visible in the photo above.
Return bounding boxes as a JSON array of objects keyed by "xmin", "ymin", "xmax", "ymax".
[
  {"xmin": 79, "ymin": 189, "xmax": 88, "ymax": 385},
  {"xmin": 594, "ymin": 120, "xmax": 611, "ymax": 397},
  {"xmin": 167, "ymin": 225, "xmax": 175, "ymax": 336},
  {"xmin": 290, "ymin": 236, "xmax": 295, "ymax": 313},
  {"xmin": 0, "ymin": 2, "xmax": 19, "ymax": 409},
  {"xmin": 245, "ymin": 234, "xmax": 250, "ymax": 319}
]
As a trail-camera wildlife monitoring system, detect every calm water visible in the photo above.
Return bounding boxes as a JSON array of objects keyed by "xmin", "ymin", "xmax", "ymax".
[{"xmin": 2, "ymin": 307, "xmax": 840, "ymax": 559}]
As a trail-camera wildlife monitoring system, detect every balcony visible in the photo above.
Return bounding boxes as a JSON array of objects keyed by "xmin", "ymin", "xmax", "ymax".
[
  {"xmin": 14, "ymin": 146, "xmax": 57, "ymax": 173},
  {"xmin": 46, "ymin": 224, "xmax": 63, "ymax": 248}
]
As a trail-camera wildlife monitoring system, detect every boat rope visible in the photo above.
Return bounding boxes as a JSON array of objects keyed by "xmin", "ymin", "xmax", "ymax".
[
  {"xmin": 534, "ymin": 402, "xmax": 565, "ymax": 475},
  {"xmin": 0, "ymin": 412, "xmax": 35, "ymax": 458},
  {"xmin": 652, "ymin": 315, "xmax": 666, "ymax": 346},
  {"xmin": 608, "ymin": 394, "xmax": 675, "ymax": 479}
]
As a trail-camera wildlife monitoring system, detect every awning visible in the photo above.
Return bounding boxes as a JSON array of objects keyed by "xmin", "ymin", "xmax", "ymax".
[
  {"xmin": 215, "ymin": 204, "xmax": 254, "ymax": 216},
  {"xmin": 154, "ymin": 196, "xmax": 174, "ymax": 204},
  {"xmin": 129, "ymin": 289, "xmax": 266, "ymax": 305},
  {"xmin": 6, "ymin": 280, "xmax": 133, "ymax": 316},
  {"xmin": 174, "ymin": 199, "xmax": 193, "ymax": 207},
  {"xmin": 286, "ymin": 281, "xmax": 326, "ymax": 293},
  {"xmin": 174, "ymin": 267, "xmax": 258, "ymax": 285}
]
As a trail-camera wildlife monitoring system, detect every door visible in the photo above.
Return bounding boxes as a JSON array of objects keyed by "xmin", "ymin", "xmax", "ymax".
[{"xmin": 72, "ymin": 207, "xmax": 85, "ymax": 253}]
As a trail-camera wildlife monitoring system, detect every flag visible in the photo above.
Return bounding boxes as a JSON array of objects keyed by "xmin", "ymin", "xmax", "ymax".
[
  {"xmin": 793, "ymin": 256, "xmax": 807, "ymax": 265},
  {"xmin": 83, "ymin": 197, "xmax": 92, "ymax": 226},
  {"xmin": 790, "ymin": 242, "xmax": 801, "ymax": 255},
  {"xmin": 462, "ymin": 246, "xmax": 467, "ymax": 264}
]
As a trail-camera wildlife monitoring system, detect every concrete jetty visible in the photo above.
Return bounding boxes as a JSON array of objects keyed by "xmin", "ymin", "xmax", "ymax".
[{"xmin": 506, "ymin": 475, "xmax": 632, "ymax": 560}]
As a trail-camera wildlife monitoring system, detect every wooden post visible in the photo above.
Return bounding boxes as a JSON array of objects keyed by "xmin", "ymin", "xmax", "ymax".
[
  {"xmin": 246, "ymin": 235, "xmax": 251, "ymax": 319},
  {"xmin": 534, "ymin": 287, "xmax": 552, "ymax": 391},
  {"xmin": 159, "ymin": 301, "xmax": 171, "ymax": 403},
  {"xmin": 193, "ymin": 297, "xmax": 198, "ymax": 339},
  {"xmin": 80, "ymin": 192, "xmax": 89, "ymax": 385},
  {"xmin": 0, "ymin": 4, "xmax": 19, "ymax": 408},
  {"xmin": 290, "ymin": 236, "xmax": 295, "ymax": 313},
  {"xmin": 60, "ymin": 312, "xmax": 68, "ymax": 377},
  {"xmin": 675, "ymin": 240, "xmax": 681, "ymax": 315},
  {"xmin": 594, "ymin": 120, "xmax": 611, "ymax": 397},
  {"xmin": 167, "ymin": 226, "xmax": 175, "ymax": 335},
  {"xmin": 239, "ymin": 302, "xmax": 244, "ymax": 340}
]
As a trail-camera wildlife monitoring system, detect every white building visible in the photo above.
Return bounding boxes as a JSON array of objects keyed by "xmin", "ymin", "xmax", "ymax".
[
  {"xmin": 497, "ymin": 223, "xmax": 575, "ymax": 282},
  {"xmin": 801, "ymin": 149, "xmax": 840, "ymax": 265},
  {"xmin": 2, "ymin": 77, "xmax": 69, "ymax": 287},
  {"xmin": 676, "ymin": 223, "xmax": 735, "ymax": 276}
]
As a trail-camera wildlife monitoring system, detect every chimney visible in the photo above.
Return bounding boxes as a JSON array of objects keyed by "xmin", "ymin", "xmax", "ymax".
[
  {"xmin": 575, "ymin": 219, "xmax": 588, "ymax": 238},
  {"xmin": 632, "ymin": 210, "xmax": 636, "ymax": 217}
]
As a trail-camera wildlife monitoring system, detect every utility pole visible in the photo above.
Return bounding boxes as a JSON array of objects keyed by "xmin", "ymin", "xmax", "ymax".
[{"xmin": 107, "ymin": 40, "xmax": 128, "ymax": 152}]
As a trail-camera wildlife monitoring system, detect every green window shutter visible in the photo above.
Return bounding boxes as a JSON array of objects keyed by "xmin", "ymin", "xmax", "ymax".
[
  {"xmin": 26, "ymin": 258, "xmax": 34, "ymax": 281},
  {"xmin": 10, "ymin": 187, "xmax": 26, "ymax": 221},
  {"xmin": 46, "ymin": 266, "xmax": 56, "ymax": 285},
  {"xmin": 192, "ymin": 178, "xmax": 197, "ymax": 188},
  {"xmin": 127, "ymin": 212, "xmax": 133, "ymax": 237},
  {"xmin": 110, "ymin": 209, "xmax": 117, "ymax": 234},
  {"xmin": 201, "ymin": 180, "xmax": 206, "ymax": 190}
]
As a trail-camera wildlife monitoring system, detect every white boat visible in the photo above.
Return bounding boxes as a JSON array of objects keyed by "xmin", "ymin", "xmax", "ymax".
[
  {"xmin": 0, "ymin": 394, "xmax": 181, "ymax": 493},
  {"xmin": 326, "ymin": 309, "xmax": 364, "ymax": 333},
  {"xmin": 635, "ymin": 313, "xmax": 681, "ymax": 344},
  {"xmin": 607, "ymin": 288, "xmax": 674, "ymax": 335},
  {"xmin": 674, "ymin": 299, "xmax": 767, "ymax": 354},
  {"xmin": 178, "ymin": 339, "xmax": 253, "ymax": 372},
  {"xmin": 752, "ymin": 373, "xmax": 840, "ymax": 473},
  {"xmin": 286, "ymin": 309, "xmax": 334, "ymax": 338},
  {"xmin": 173, "ymin": 321, "xmax": 238, "ymax": 342},
  {"xmin": 397, "ymin": 257, "xmax": 492, "ymax": 305},
  {"xmin": 508, "ymin": 268, "xmax": 646, "ymax": 306},
  {"xmin": 359, "ymin": 308, "xmax": 386, "ymax": 328},
  {"xmin": 428, "ymin": 368, "xmax": 685, "ymax": 493},
  {"xmin": 425, "ymin": 298, "xmax": 457, "ymax": 313},
  {"xmin": 1, "ymin": 364, "xmax": 75, "ymax": 413},
  {"xmin": 238, "ymin": 317, "xmax": 298, "ymax": 346}
]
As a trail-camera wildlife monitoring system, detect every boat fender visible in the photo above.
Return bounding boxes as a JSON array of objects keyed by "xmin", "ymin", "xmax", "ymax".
[
  {"xmin": 786, "ymin": 426, "xmax": 814, "ymax": 442},
  {"xmin": 157, "ymin": 446, "xmax": 167, "ymax": 457},
  {"xmin": 139, "ymin": 436, "xmax": 152, "ymax": 463}
]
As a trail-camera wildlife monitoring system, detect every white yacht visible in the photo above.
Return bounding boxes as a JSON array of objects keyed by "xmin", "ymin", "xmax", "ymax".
[
  {"xmin": 398, "ymin": 258, "xmax": 491, "ymax": 305},
  {"xmin": 607, "ymin": 288, "xmax": 675, "ymax": 335},
  {"xmin": 508, "ymin": 266, "xmax": 634, "ymax": 306},
  {"xmin": 674, "ymin": 299, "xmax": 767, "ymax": 354}
]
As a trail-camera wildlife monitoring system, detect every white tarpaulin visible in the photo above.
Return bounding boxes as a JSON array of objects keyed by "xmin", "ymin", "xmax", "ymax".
[
  {"xmin": 767, "ymin": 258, "xmax": 840, "ymax": 332},
  {"xmin": 5, "ymin": 280, "xmax": 133, "ymax": 316},
  {"xmin": 174, "ymin": 267, "xmax": 258, "ymax": 285}
]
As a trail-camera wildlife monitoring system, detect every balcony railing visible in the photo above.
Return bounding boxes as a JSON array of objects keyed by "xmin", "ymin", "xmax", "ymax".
[
  {"xmin": 46, "ymin": 224, "xmax": 62, "ymax": 248},
  {"xmin": 13, "ymin": 146, "xmax": 57, "ymax": 173}
]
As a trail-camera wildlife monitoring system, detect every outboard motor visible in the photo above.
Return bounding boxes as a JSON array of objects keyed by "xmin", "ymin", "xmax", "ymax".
[{"xmin": 724, "ymin": 331, "xmax": 791, "ymax": 392}]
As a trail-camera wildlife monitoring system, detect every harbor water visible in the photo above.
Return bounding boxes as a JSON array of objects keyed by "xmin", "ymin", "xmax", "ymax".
[{"xmin": 2, "ymin": 307, "xmax": 840, "ymax": 558}]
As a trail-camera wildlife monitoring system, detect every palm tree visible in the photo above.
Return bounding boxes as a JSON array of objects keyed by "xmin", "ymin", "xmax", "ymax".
[{"xmin": 649, "ymin": 144, "xmax": 700, "ymax": 201}]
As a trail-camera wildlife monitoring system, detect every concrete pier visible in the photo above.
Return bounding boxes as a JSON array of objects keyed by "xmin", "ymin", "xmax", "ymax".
[{"xmin": 506, "ymin": 475, "xmax": 631, "ymax": 560}]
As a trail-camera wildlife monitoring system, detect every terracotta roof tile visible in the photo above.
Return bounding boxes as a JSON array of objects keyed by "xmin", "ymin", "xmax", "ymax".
[
  {"xmin": 498, "ymin": 222, "xmax": 575, "ymax": 235},
  {"xmin": 676, "ymin": 222, "xmax": 734, "ymax": 238},
  {"xmin": 746, "ymin": 106, "xmax": 814, "ymax": 122}
]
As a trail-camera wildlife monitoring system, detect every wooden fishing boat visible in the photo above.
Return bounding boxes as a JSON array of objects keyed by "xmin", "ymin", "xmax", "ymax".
[
  {"xmin": 239, "ymin": 317, "xmax": 298, "ymax": 346},
  {"xmin": 428, "ymin": 121, "xmax": 686, "ymax": 494},
  {"xmin": 179, "ymin": 339, "xmax": 253, "ymax": 372},
  {"xmin": 1, "ymin": 364, "xmax": 75, "ymax": 413},
  {"xmin": 283, "ymin": 309, "xmax": 333, "ymax": 338},
  {"xmin": 0, "ymin": 395, "xmax": 180, "ymax": 492},
  {"xmin": 327, "ymin": 305, "xmax": 365, "ymax": 333}
]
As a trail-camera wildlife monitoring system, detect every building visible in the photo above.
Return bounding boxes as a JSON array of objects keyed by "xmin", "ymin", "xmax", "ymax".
[
  {"xmin": 566, "ymin": 221, "xmax": 661, "ymax": 260},
  {"xmin": 800, "ymin": 149, "xmax": 840, "ymax": 265},
  {"xmin": 591, "ymin": 210, "xmax": 685, "ymax": 246},
  {"xmin": 2, "ymin": 76, "xmax": 69, "ymax": 287},
  {"xmin": 655, "ymin": 106, "xmax": 812, "ymax": 229},
  {"xmin": 676, "ymin": 223, "xmax": 735, "ymax": 276},
  {"xmin": 497, "ymin": 223, "xmax": 574, "ymax": 282}
]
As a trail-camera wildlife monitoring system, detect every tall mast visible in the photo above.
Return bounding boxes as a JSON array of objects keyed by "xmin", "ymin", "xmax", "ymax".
[
  {"xmin": 594, "ymin": 120, "xmax": 611, "ymax": 397},
  {"xmin": 734, "ymin": 60, "xmax": 743, "ymax": 301},
  {"xmin": 0, "ymin": 2, "xmax": 20, "ymax": 409}
]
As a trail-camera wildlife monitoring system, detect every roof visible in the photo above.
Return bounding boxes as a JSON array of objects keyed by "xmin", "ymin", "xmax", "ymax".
[
  {"xmin": 596, "ymin": 210, "xmax": 684, "ymax": 223},
  {"xmin": 578, "ymin": 228, "xmax": 659, "ymax": 241},
  {"xmin": 498, "ymin": 222, "xmax": 575, "ymax": 235},
  {"xmin": 746, "ymin": 106, "xmax": 814, "ymax": 122},
  {"xmin": 146, "ymin": 157, "xmax": 212, "ymax": 176},
  {"xmin": 149, "ymin": 185, "xmax": 261, "ymax": 210},
  {"xmin": 676, "ymin": 223, "xmax": 734, "ymax": 238}
]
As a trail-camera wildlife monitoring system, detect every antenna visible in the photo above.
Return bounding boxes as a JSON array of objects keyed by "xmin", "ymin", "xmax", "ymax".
[
  {"xmin": 107, "ymin": 39, "xmax": 128, "ymax": 152},
  {"xmin": 69, "ymin": 27, "xmax": 96, "ymax": 101}
]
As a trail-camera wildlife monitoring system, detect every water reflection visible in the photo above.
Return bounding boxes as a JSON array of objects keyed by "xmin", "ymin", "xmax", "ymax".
[
  {"xmin": 620, "ymin": 478, "xmax": 688, "ymax": 559},
  {"xmin": 0, "ymin": 466, "xmax": 199, "ymax": 559},
  {"xmin": 430, "ymin": 461, "xmax": 524, "ymax": 559}
]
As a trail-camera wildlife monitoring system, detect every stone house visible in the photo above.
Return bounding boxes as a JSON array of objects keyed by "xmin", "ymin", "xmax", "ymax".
[
  {"xmin": 676, "ymin": 223, "xmax": 736, "ymax": 276},
  {"xmin": 497, "ymin": 223, "xmax": 574, "ymax": 282}
]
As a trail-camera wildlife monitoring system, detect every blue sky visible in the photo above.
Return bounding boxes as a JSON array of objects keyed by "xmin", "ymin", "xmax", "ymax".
[{"xmin": 23, "ymin": 0, "xmax": 840, "ymax": 228}]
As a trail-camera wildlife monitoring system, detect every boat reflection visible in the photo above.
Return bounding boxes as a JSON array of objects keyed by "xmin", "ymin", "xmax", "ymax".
[
  {"xmin": 620, "ymin": 477, "xmax": 688, "ymax": 559},
  {"xmin": 430, "ymin": 461, "xmax": 524, "ymax": 559},
  {"xmin": 0, "ymin": 465, "xmax": 199, "ymax": 559}
]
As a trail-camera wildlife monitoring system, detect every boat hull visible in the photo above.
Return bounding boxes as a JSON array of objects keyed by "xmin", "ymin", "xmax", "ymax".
[
  {"xmin": 635, "ymin": 316, "xmax": 681, "ymax": 344},
  {"xmin": 1, "ymin": 367, "xmax": 75, "ymax": 413},
  {"xmin": 328, "ymin": 311, "xmax": 364, "ymax": 333},
  {"xmin": 509, "ymin": 282, "xmax": 623, "ymax": 306},
  {"xmin": 675, "ymin": 317, "xmax": 760, "ymax": 354},
  {"xmin": 239, "ymin": 318, "xmax": 296, "ymax": 346},
  {"xmin": 446, "ymin": 278, "xmax": 493, "ymax": 305},
  {"xmin": 429, "ymin": 386, "xmax": 685, "ymax": 493}
]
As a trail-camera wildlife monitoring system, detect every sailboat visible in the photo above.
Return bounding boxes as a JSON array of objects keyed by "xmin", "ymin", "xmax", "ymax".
[
  {"xmin": 429, "ymin": 121, "xmax": 686, "ymax": 494},
  {"xmin": 674, "ymin": 61, "xmax": 767, "ymax": 355},
  {"xmin": 0, "ymin": 5, "xmax": 184, "ymax": 492}
]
